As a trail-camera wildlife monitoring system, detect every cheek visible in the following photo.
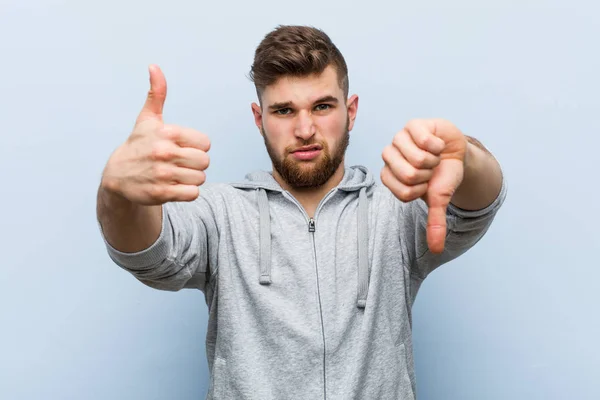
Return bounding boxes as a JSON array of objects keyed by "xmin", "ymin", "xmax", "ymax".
[
  {"xmin": 319, "ymin": 114, "xmax": 347, "ymax": 136},
  {"xmin": 264, "ymin": 117, "xmax": 288, "ymax": 138},
  {"xmin": 263, "ymin": 118, "xmax": 289, "ymax": 150}
]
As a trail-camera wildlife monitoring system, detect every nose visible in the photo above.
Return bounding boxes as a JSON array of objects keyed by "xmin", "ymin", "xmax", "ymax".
[{"xmin": 294, "ymin": 110, "xmax": 316, "ymax": 140}]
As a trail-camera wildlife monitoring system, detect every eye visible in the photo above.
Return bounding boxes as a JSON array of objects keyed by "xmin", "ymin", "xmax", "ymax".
[
  {"xmin": 275, "ymin": 108, "xmax": 292, "ymax": 115},
  {"xmin": 315, "ymin": 104, "xmax": 331, "ymax": 111}
]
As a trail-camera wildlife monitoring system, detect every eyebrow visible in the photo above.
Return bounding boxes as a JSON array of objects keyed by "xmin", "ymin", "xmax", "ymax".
[{"xmin": 268, "ymin": 95, "xmax": 339, "ymax": 111}]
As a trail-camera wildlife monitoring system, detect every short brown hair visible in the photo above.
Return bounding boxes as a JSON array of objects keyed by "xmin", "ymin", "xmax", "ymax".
[{"xmin": 249, "ymin": 25, "xmax": 349, "ymax": 103}]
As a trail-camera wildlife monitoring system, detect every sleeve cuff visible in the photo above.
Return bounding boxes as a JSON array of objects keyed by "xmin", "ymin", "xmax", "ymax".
[
  {"xmin": 446, "ymin": 174, "xmax": 508, "ymax": 219},
  {"xmin": 100, "ymin": 204, "xmax": 173, "ymax": 269}
]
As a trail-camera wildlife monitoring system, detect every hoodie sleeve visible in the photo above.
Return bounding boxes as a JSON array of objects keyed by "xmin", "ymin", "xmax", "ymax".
[
  {"xmin": 99, "ymin": 191, "xmax": 219, "ymax": 293},
  {"xmin": 398, "ymin": 175, "xmax": 508, "ymax": 281}
]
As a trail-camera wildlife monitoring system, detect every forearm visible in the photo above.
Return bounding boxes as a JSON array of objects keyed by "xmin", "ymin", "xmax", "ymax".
[
  {"xmin": 450, "ymin": 137, "xmax": 503, "ymax": 211},
  {"xmin": 96, "ymin": 184, "xmax": 163, "ymax": 253}
]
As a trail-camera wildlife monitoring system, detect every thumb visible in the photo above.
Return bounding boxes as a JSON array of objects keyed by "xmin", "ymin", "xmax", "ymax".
[
  {"xmin": 426, "ymin": 203, "xmax": 447, "ymax": 254},
  {"xmin": 137, "ymin": 64, "xmax": 167, "ymax": 124},
  {"xmin": 424, "ymin": 158, "xmax": 464, "ymax": 253}
]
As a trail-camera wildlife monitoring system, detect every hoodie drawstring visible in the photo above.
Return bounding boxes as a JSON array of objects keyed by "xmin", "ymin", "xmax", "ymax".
[
  {"xmin": 257, "ymin": 188, "xmax": 272, "ymax": 285},
  {"xmin": 356, "ymin": 186, "xmax": 369, "ymax": 308},
  {"xmin": 256, "ymin": 187, "xmax": 370, "ymax": 308}
]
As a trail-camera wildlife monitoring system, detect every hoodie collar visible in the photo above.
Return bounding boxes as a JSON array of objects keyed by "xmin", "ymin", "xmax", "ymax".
[{"xmin": 230, "ymin": 164, "xmax": 375, "ymax": 193}]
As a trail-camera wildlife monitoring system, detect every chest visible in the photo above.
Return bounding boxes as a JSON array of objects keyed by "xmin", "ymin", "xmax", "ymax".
[{"xmin": 215, "ymin": 195, "xmax": 410, "ymax": 317}]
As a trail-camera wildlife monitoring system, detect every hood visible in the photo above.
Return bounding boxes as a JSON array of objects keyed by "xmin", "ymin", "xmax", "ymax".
[{"xmin": 231, "ymin": 165, "xmax": 375, "ymax": 309}]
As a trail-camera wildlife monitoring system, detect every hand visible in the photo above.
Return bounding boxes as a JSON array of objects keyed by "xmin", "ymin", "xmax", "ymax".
[
  {"xmin": 381, "ymin": 119, "xmax": 467, "ymax": 253},
  {"xmin": 101, "ymin": 65, "xmax": 211, "ymax": 205}
]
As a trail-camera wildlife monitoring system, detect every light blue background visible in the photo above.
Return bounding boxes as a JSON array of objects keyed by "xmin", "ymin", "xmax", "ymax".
[{"xmin": 1, "ymin": 0, "xmax": 598, "ymax": 399}]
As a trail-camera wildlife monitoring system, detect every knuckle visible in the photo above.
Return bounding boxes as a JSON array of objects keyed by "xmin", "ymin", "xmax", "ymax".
[
  {"xmin": 413, "ymin": 152, "xmax": 427, "ymax": 168},
  {"xmin": 100, "ymin": 174, "xmax": 119, "ymax": 193},
  {"xmin": 380, "ymin": 167, "xmax": 394, "ymax": 188},
  {"xmin": 201, "ymin": 152, "xmax": 210, "ymax": 169},
  {"xmin": 196, "ymin": 171, "xmax": 207, "ymax": 185},
  {"xmin": 405, "ymin": 119, "xmax": 421, "ymax": 131},
  {"xmin": 401, "ymin": 168, "xmax": 418, "ymax": 183},
  {"xmin": 162, "ymin": 126, "xmax": 181, "ymax": 142},
  {"xmin": 391, "ymin": 134, "xmax": 403, "ymax": 149},
  {"xmin": 177, "ymin": 185, "xmax": 199, "ymax": 202},
  {"xmin": 185, "ymin": 187, "xmax": 200, "ymax": 201},
  {"xmin": 150, "ymin": 142, "xmax": 173, "ymax": 161},
  {"xmin": 381, "ymin": 145, "xmax": 394, "ymax": 163},
  {"xmin": 421, "ymin": 135, "xmax": 434, "ymax": 148},
  {"xmin": 380, "ymin": 167, "xmax": 389, "ymax": 184},
  {"xmin": 151, "ymin": 164, "xmax": 172, "ymax": 181},
  {"xmin": 148, "ymin": 185, "xmax": 166, "ymax": 200},
  {"xmin": 416, "ymin": 135, "xmax": 433, "ymax": 151},
  {"xmin": 399, "ymin": 187, "xmax": 413, "ymax": 200}
]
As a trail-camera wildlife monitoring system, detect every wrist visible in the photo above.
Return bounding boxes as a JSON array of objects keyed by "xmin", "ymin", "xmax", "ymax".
[
  {"xmin": 99, "ymin": 175, "xmax": 134, "ymax": 211},
  {"xmin": 462, "ymin": 142, "xmax": 480, "ymax": 177},
  {"xmin": 451, "ymin": 141, "xmax": 502, "ymax": 211}
]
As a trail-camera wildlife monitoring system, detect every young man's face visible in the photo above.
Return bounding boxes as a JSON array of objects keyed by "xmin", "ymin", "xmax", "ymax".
[{"xmin": 252, "ymin": 65, "xmax": 358, "ymax": 189}]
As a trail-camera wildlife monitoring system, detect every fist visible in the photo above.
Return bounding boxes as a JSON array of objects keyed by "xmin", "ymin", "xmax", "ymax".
[
  {"xmin": 381, "ymin": 119, "xmax": 467, "ymax": 253},
  {"xmin": 101, "ymin": 65, "xmax": 211, "ymax": 205}
]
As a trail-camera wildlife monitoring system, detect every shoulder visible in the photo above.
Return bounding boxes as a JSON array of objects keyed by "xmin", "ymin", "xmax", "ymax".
[{"xmin": 196, "ymin": 181, "xmax": 268, "ymax": 215}]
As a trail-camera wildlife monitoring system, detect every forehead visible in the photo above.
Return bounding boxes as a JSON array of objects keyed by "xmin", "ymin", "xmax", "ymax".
[{"xmin": 261, "ymin": 65, "xmax": 343, "ymax": 106}]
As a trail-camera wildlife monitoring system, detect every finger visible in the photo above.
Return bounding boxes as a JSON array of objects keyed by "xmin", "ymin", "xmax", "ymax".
[
  {"xmin": 405, "ymin": 120, "xmax": 445, "ymax": 155},
  {"xmin": 382, "ymin": 145, "xmax": 434, "ymax": 185},
  {"xmin": 171, "ymin": 168, "xmax": 207, "ymax": 186},
  {"xmin": 150, "ymin": 141, "xmax": 210, "ymax": 171},
  {"xmin": 381, "ymin": 165, "xmax": 428, "ymax": 202},
  {"xmin": 161, "ymin": 125, "xmax": 211, "ymax": 151},
  {"xmin": 178, "ymin": 128, "xmax": 211, "ymax": 151},
  {"xmin": 137, "ymin": 64, "xmax": 167, "ymax": 124},
  {"xmin": 150, "ymin": 184, "xmax": 200, "ymax": 203},
  {"xmin": 152, "ymin": 162, "xmax": 206, "ymax": 186},
  {"xmin": 392, "ymin": 130, "xmax": 441, "ymax": 169},
  {"xmin": 173, "ymin": 148, "xmax": 210, "ymax": 170}
]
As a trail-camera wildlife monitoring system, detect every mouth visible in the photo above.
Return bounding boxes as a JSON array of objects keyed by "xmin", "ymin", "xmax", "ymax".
[
  {"xmin": 291, "ymin": 144, "xmax": 322, "ymax": 153},
  {"xmin": 289, "ymin": 144, "xmax": 323, "ymax": 161}
]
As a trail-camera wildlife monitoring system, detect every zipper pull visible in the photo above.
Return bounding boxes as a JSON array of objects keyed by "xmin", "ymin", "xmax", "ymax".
[{"xmin": 308, "ymin": 218, "xmax": 316, "ymax": 232}]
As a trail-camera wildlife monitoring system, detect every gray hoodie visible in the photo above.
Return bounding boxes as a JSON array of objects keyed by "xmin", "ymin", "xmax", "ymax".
[{"xmin": 100, "ymin": 164, "xmax": 507, "ymax": 400}]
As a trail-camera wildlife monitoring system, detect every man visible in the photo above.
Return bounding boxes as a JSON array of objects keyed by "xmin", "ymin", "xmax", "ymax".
[{"xmin": 97, "ymin": 25, "xmax": 506, "ymax": 400}]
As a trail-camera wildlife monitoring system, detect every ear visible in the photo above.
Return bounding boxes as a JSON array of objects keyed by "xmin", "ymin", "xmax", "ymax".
[
  {"xmin": 346, "ymin": 94, "xmax": 359, "ymax": 131},
  {"xmin": 251, "ymin": 102, "xmax": 263, "ymax": 135}
]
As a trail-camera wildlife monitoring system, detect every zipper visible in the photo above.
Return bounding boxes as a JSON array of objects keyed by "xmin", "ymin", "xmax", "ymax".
[
  {"xmin": 309, "ymin": 217, "xmax": 326, "ymax": 400},
  {"xmin": 282, "ymin": 189, "xmax": 336, "ymax": 226},
  {"xmin": 282, "ymin": 189, "xmax": 337, "ymax": 400}
]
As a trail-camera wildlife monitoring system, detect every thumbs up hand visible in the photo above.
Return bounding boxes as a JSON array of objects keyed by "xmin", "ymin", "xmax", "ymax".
[
  {"xmin": 101, "ymin": 65, "xmax": 211, "ymax": 205},
  {"xmin": 381, "ymin": 119, "xmax": 467, "ymax": 254}
]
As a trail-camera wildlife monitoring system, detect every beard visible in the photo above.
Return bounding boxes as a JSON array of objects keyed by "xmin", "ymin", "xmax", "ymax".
[{"xmin": 262, "ymin": 118, "xmax": 350, "ymax": 189}]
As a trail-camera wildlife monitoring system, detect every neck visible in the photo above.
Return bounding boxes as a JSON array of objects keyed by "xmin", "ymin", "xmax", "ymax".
[{"xmin": 273, "ymin": 162, "xmax": 345, "ymax": 218}]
